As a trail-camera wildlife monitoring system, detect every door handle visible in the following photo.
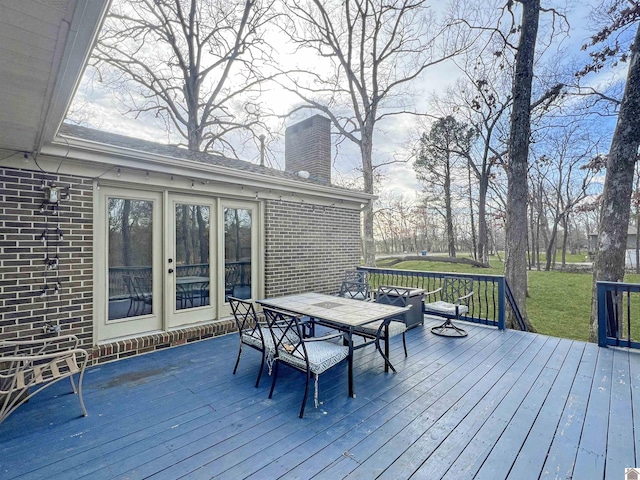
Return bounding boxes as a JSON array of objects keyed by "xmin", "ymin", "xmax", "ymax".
[{"xmin": 168, "ymin": 268, "xmax": 174, "ymax": 274}]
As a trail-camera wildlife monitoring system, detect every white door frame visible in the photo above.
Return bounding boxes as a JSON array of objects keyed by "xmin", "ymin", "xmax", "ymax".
[{"xmin": 94, "ymin": 186, "xmax": 163, "ymax": 342}]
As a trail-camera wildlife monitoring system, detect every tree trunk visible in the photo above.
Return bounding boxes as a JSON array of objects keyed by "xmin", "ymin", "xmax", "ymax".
[
  {"xmin": 590, "ymin": 23, "xmax": 640, "ymax": 342},
  {"xmin": 636, "ymin": 212, "xmax": 640, "ymax": 273},
  {"xmin": 528, "ymin": 199, "xmax": 536, "ymax": 270},
  {"xmin": 468, "ymin": 163, "xmax": 478, "ymax": 260},
  {"xmin": 477, "ymin": 175, "xmax": 489, "ymax": 264},
  {"xmin": 445, "ymin": 162, "xmax": 456, "ymax": 258},
  {"xmin": 505, "ymin": 0, "xmax": 539, "ymax": 332},
  {"xmin": 361, "ymin": 133, "xmax": 376, "ymax": 266},
  {"xmin": 545, "ymin": 220, "xmax": 559, "ymax": 271},
  {"xmin": 561, "ymin": 215, "xmax": 569, "ymax": 267}
]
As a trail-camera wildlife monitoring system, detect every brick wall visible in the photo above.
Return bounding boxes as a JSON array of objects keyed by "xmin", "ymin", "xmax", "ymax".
[
  {"xmin": 0, "ymin": 166, "xmax": 94, "ymax": 349},
  {"xmin": 285, "ymin": 115, "xmax": 331, "ymax": 183},
  {"xmin": 1, "ymin": 166, "xmax": 363, "ymax": 365},
  {"xmin": 264, "ymin": 199, "xmax": 361, "ymax": 297}
]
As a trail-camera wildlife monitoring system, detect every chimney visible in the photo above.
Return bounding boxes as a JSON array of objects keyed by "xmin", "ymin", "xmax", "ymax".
[{"xmin": 285, "ymin": 114, "xmax": 331, "ymax": 184}]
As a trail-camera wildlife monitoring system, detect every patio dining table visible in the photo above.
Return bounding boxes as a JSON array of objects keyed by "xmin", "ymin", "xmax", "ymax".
[{"xmin": 256, "ymin": 292, "xmax": 410, "ymax": 398}]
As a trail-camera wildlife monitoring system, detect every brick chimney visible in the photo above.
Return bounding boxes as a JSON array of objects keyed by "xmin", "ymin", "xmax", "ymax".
[{"xmin": 285, "ymin": 114, "xmax": 331, "ymax": 184}]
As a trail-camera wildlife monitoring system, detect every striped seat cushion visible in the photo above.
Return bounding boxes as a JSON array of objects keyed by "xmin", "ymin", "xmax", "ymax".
[
  {"xmin": 424, "ymin": 301, "xmax": 469, "ymax": 316},
  {"xmin": 277, "ymin": 341, "xmax": 349, "ymax": 375},
  {"xmin": 358, "ymin": 320, "xmax": 406, "ymax": 338}
]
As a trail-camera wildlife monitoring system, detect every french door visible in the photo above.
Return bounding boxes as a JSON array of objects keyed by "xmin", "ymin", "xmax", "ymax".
[
  {"xmin": 167, "ymin": 194, "xmax": 216, "ymax": 328},
  {"xmin": 96, "ymin": 187, "xmax": 259, "ymax": 342},
  {"xmin": 97, "ymin": 188, "xmax": 163, "ymax": 341}
]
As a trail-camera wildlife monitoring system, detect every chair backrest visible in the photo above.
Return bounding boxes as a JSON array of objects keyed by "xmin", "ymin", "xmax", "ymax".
[
  {"xmin": 440, "ymin": 277, "xmax": 473, "ymax": 305},
  {"xmin": 375, "ymin": 286, "xmax": 411, "ymax": 323},
  {"xmin": 338, "ymin": 280, "xmax": 370, "ymax": 300},
  {"xmin": 133, "ymin": 276, "xmax": 152, "ymax": 299},
  {"xmin": 261, "ymin": 307, "xmax": 306, "ymax": 360},
  {"xmin": 228, "ymin": 296, "xmax": 264, "ymax": 342},
  {"xmin": 123, "ymin": 276, "xmax": 137, "ymax": 298},
  {"xmin": 343, "ymin": 269, "xmax": 368, "ymax": 284}
]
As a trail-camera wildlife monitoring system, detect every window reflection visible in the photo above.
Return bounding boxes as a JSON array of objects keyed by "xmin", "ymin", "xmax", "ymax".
[
  {"xmin": 108, "ymin": 198, "xmax": 153, "ymax": 320},
  {"xmin": 175, "ymin": 204, "xmax": 210, "ymax": 310},
  {"xmin": 225, "ymin": 208, "xmax": 252, "ymax": 300}
]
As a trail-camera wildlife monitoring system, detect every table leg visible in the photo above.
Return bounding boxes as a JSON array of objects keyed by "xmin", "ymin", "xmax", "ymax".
[
  {"xmin": 384, "ymin": 323, "xmax": 390, "ymax": 373},
  {"xmin": 348, "ymin": 330, "xmax": 355, "ymax": 398}
]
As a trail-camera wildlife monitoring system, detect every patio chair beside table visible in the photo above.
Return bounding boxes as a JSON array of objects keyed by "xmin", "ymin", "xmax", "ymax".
[{"xmin": 256, "ymin": 292, "xmax": 411, "ymax": 402}]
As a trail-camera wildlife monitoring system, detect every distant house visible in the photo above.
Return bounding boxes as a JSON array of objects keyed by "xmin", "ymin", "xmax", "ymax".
[
  {"xmin": 0, "ymin": 2, "xmax": 372, "ymax": 364},
  {"xmin": 588, "ymin": 224, "xmax": 640, "ymax": 268}
]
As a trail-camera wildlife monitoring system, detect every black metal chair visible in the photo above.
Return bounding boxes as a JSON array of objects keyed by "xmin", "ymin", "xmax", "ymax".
[
  {"xmin": 424, "ymin": 276, "xmax": 473, "ymax": 337},
  {"xmin": 229, "ymin": 297, "xmax": 271, "ymax": 388},
  {"xmin": 133, "ymin": 276, "xmax": 153, "ymax": 315},
  {"xmin": 355, "ymin": 286, "xmax": 410, "ymax": 373},
  {"xmin": 263, "ymin": 307, "xmax": 349, "ymax": 418},
  {"xmin": 338, "ymin": 280, "xmax": 371, "ymax": 300},
  {"xmin": 343, "ymin": 269, "xmax": 368, "ymax": 284},
  {"xmin": 123, "ymin": 276, "xmax": 138, "ymax": 316}
]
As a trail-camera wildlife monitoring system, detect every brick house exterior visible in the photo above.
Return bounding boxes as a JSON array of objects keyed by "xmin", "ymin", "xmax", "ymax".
[
  {"xmin": 0, "ymin": 120, "xmax": 370, "ymax": 364},
  {"xmin": 0, "ymin": 2, "xmax": 372, "ymax": 365}
]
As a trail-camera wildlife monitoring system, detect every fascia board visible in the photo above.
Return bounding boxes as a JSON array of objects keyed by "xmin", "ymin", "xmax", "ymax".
[{"xmin": 43, "ymin": 135, "xmax": 376, "ymax": 204}]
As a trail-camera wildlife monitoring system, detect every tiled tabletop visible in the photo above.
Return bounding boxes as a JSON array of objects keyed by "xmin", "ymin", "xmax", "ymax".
[{"xmin": 257, "ymin": 292, "xmax": 409, "ymax": 327}]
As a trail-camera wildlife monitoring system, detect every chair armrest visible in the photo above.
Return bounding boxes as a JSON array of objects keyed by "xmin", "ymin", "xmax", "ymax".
[
  {"xmin": 1, "ymin": 335, "xmax": 81, "ymax": 358},
  {"xmin": 456, "ymin": 291, "xmax": 474, "ymax": 303},
  {"xmin": 0, "ymin": 348, "xmax": 88, "ymax": 364},
  {"xmin": 303, "ymin": 332, "xmax": 344, "ymax": 343},
  {"xmin": 424, "ymin": 287, "xmax": 442, "ymax": 297},
  {"xmin": 0, "ymin": 334, "xmax": 79, "ymax": 348}
]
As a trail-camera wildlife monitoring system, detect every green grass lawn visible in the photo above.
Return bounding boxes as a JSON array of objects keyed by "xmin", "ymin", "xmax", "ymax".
[{"xmin": 377, "ymin": 257, "xmax": 640, "ymax": 342}]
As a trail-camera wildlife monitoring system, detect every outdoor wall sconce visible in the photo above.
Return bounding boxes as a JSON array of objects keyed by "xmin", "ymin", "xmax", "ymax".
[{"xmin": 44, "ymin": 184, "xmax": 59, "ymax": 203}]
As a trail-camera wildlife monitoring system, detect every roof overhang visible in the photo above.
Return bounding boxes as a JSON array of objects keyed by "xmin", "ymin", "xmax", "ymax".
[
  {"xmin": 40, "ymin": 131, "xmax": 375, "ymax": 206},
  {"xmin": 0, "ymin": 0, "xmax": 110, "ymax": 154}
]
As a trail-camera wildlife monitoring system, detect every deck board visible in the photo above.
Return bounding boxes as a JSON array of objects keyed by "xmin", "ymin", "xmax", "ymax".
[
  {"xmin": 2, "ymin": 317, "xmax": 640, "ymax": 479},
  {"xmin": 572, "ymin": 346, "xmax": 614, "ymax": 479},
  {"xmin": 605, "ymin": 349, "xmax": 635, "ymax": 480},
  {"xmin": 507, "ymin": 340, "xmax": 585, "ymax": 479}
]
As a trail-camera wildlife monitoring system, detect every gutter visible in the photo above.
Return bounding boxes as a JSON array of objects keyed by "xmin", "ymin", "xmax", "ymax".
[{"xmin": 42, "ymin": 134, "xmax": 376, "ymax": 204}]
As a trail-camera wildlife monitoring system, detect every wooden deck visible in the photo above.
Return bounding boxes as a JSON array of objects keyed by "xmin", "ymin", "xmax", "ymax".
[{"xmin": 1, "ymin": 316, "xmax": 639, "ymax": 479}]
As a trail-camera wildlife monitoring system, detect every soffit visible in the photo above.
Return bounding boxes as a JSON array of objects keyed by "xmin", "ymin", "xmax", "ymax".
[{"xmin": 0, "ymin": 0, "xmax": 109, "ymax": 153}]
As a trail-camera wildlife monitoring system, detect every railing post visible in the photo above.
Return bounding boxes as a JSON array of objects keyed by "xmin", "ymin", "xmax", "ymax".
[
  {"xmin": 497, "ymin": 277, "xmax": 506, "ymax": 330},
  {"xmin": 597, "ymin": 282, "xmax": 608, "ymax": 347}
]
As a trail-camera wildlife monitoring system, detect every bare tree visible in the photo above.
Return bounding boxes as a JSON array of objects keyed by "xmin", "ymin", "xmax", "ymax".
[
  {"xmin": 586, "ymin": 2, "xmax": 640, "ymax": 342},
  {"xmin": 82, "ymin": 0, "xmax": 276, "ymax": 155},
  {"xmin": 526, "ymin": 123, "xmax": 600, "ymax": 271},
  {"xmin": 277, "ymin": 0, "xmax": 470, "ymax": 265},
  {"xmin": 414, "ymin": 115, "xmax": 476, "ymax": 258}
]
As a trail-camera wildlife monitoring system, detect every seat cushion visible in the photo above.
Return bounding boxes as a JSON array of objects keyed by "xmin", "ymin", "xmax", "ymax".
[
  {"xmin": 277, "ymin": 341, "xmax": 348, "ymax": 375},
  {"xmin": 241, "ymin": 331, "xmax": 274, "ymax": 352},
  {"xmin": 358, "ymin": 320, "xmax": 406, "ymax": 338},
  {"xmin": 424, "ymin": 301, "xmax": 469, "ymax": 316}
]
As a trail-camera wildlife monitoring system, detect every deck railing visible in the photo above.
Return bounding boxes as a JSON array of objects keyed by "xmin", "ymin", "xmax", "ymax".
[
  {"xmin": 597, "ymin": 281, "xmax": 640, "ymax": 349},
  {"xmin": 108, "ymin": 262, "xmax": 250, "ymax": 298},
  {"xmin": 357, "ymin": 267, "xmax": 511, "ymax": 330}
]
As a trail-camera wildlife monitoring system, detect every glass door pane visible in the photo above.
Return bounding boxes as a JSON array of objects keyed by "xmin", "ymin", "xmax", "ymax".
[
  {"xmin": 108, "ymin": 198, "xmax": 154, "ymax": 320},
  {"xmin": 224, "ymin": 208, "xmax": 252, "ymax": 300},
  {"xmin": 174, "ymin": 203, "xmax": 210, "ymax": 310}
]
